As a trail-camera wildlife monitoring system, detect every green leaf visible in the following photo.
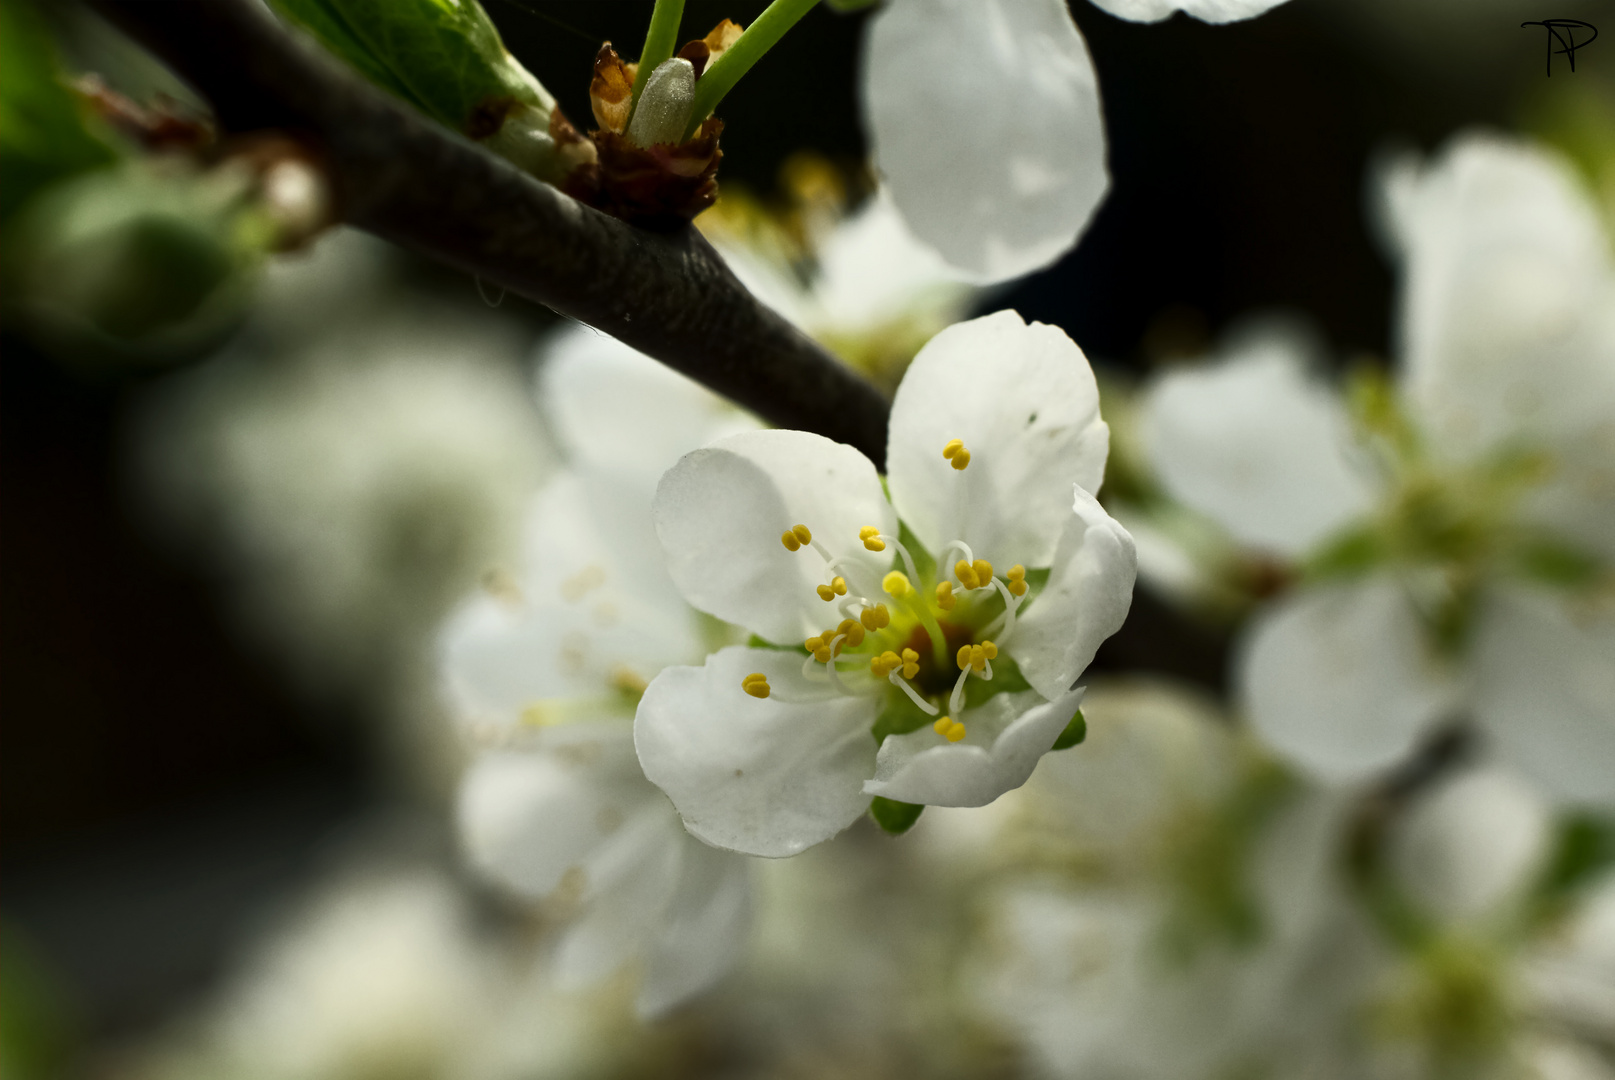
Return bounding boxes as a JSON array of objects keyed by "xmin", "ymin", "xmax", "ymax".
[
  {"xmin": 269, "ymin": 0, "xmax": 425, "ymax": 109},
  {"xmin": 267, "ymin": 0, "xmax": 552, "ymax": 135},
  {"xmin": 0, "ymin": 0, "xmax": 117, "ymax": 222},
  {"xmin": 1050, "ymin": 707, "xmax": 1086, "ymax": 751},
  {"xmin": 869, "ymin": 796, "xmax": 924, "ymax": 835}
]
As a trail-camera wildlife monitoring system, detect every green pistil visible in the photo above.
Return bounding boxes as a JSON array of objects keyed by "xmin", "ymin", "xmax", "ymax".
[
  {"xmin": 682, "ymin": 0, "xmax": 820, "ymax": 140},
  {"xmin": 902, "ymin": 594, "xmax": 951, "ymax": 671}
]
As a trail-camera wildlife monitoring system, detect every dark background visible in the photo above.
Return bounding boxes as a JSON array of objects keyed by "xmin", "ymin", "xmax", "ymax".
[{"xmin": 3, "ymin": 0, "xmax": 1607, "ymax": 1049}]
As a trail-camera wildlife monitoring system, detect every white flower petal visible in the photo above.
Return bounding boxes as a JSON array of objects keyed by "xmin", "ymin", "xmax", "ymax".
[
  {"xmin": 1088, "ymin": 0, "xmax": 1293, "ymax": 24},
  {"xmin": 1013, "ymin": 486, "xmax": 1138, "ymax": 700},
  {"xmin": 634, "ymin": 646, "xmax": 879, "ymax": 858},
  {"xmin": 537, "ymin": 324, "xmax": 758, "ymax": 474},
  {"xmin": 864, "ymin": 687, "xmax": 1083, "ymax": 807},
  {"xmin": 809, "ymin": 188, "xmax": 970, "ymax": 336},
  {"xmin": 438, "ymin": 470, "xmax": 703, "ymax": 730},
  {"xmin": 1470, "ymin": 586, "xmax": 1615, "ymax": 807},
  {"xmin": 1388, "ymin": 764, "xmax": 1553, "ymax": 925},
  {"xmin": 654, "ymin": 429, "xmax": 895, "ymax": 644},
  {"xmin": 1382, "ymin": 133, "xmax": 1615, "ymax": 465},
  {"xmin": 1237, "ymin": 577, "xmax": 1460, "ymax": 783},
  {"xmin": 1139, "ymin": 338, "xmax": 1376, "ymax": 558},
  {"xmin": 552, "ymin": 803, "xmax": 685, "ymax": 988},
  {"xmin": 636, "ymin": 836, "xmax": 753, "ymax": 1017},
  {"xmin": 863, "ymin": 0, "xmax": 1108, "ymax": 282},
  {"xmin": 455, "ymin": 739, "xmax": 646, "ymax": 899},
  {"xmin": 887, "ymin": 311, "xmax": 1110, "ymax": 569}
]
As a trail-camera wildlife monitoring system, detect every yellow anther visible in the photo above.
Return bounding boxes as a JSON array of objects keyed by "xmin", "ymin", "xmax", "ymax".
[
  {"xmin": 935, "ymin": 581, "xmax": 956, "ymax": 611},
  {"xmin": 933, "ymin": 715, "xmax": 953, "ymax": 735},
  {"xmin": 817, "ymin": 584, "xmax": 836, "ymax": 601},
  {"xmin": 942, "ymin": 438, "xmax": 964, "ymax": 460},
  {"xmin": 833, "ymin": 576, "xmax": 848, "ymax": 596},
  {"xmin": 883, "ymin": 571, "xmax": 911, "ymax": 597},
  {"xmin": 957, "ymin": 643, "xmax": 992, "ymax": 672},
  {"xmin": 954, "ymin": 559, "xmax": 979, "ymax": 590},
  {"xmin": 973, "ymin": 559, "xmax": 994, "ymax": 584},
  {"xmin": 814, "ymin": 645, "xmax": 833, "ymax": 663},
  {"xmin": 945, "ymin": 721, "xmax": 967, "ymax": 742},
  {"xmin": 901, "ymin": 648, "xmax": 919, "ymax": 679},
  {"xmin": 1008, "ymin": 564, "xmax": 1028, "ymax": 597},
  {"xmin": 741, "ymin": 673, "xmax": 771, "ymax": 699},
  {"xmin": 870, "ymin": 650, "xmax": 902, "ymax": 678},
  {"xmin": 950, "ymin": 448, "xmax": 971, "ymax": 470},
  {"xmin": 859, "ymin": 525, "xmax": 882, "ymax": 540},
  {"xmin": 805, "ymin": 634, "xmax": 825, "ymax": 653},
  {"xmin": 792, "ymin": 524, "xmax": 813, "ymax": 545},
  {"xmin": 858, "ymin": 525, "xmax": 886, "ymax": 551},
  {"xmin": 1008, "ymin": 565, "xmax": 1026, "ymax": 581},
  {"xmin": 860, "ymin": 604, "xmax": 891, "ymax": 631},
  {"xmin": 781, "ymin": 530, "xmax": 801, "ymax": 552},
  {"xmin": 837, "ymin": 619, "xmax": 866, "ymax": 648}
]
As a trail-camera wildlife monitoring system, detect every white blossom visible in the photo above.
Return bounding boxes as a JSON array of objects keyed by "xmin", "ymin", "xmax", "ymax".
[
  {"xmin": 636, "ymin": 310, "xmax": 1136, "ymax": 857},
  {"xmin": 965, "ymin": 681, "xmax": 1362, "ymax": 1080},
  {"xmin": 860, "ymin": 0, "xmax": 1294, "ymax": 283},
  {"xmin": 1138, "ymin": 134, "xmax": 1615, "ymax": 803},
  {"xmin": 439, "ymin": 333, "xmax": 757, "ymax": 1016}
]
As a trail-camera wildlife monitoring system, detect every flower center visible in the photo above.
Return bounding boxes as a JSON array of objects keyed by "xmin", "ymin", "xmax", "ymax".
[{"xmin": 742, "ymin": 439, "xmax": 1036, "ymax": 743}]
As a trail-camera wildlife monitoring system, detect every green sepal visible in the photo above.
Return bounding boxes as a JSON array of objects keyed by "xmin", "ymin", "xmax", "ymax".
[
  {"xmin": 1513, "ymin": 538, "xmax": 1604, "ymax": 589},
  {"xmin": 1535, "ymin": 814, "xmax": 1615, "ymax": 911},
  {"xmin": 267, "ymin": 0, "xmax": 552, "ymax": 136},
  {"xmin": 1304, "ymin": 524, "xmax": 1388, "ymax": 582},
  {"xmin": 1050, "ymin": 707, "xmax": 1086, "ymax": 751},
  {"xmin": 869, "ymin": 796, "xmax": 924, "ymax": 835},
  {"xmin": 0, "ymin": 0, "xmax": 118, "ymax": 223}
]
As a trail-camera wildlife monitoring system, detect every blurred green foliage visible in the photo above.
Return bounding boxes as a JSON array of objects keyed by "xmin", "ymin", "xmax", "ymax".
[
  {"xmin": 0, "ymin": 0, "xmax": 117, "ymax": 223},
  {"xmin": 0, "ymin": 926, "xmax": 77, "ymax": 1080}
]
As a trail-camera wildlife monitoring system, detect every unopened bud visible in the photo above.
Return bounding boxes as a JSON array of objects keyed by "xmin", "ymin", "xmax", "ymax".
[{"xmin": 626, "ymin": 58, "xmax": 695, "ymax": 148}]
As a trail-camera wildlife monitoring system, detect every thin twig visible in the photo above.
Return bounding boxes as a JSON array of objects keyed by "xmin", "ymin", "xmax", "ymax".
[{"xmin": 87, "ymin": 0, "xmax": 891, "ymax": 466}]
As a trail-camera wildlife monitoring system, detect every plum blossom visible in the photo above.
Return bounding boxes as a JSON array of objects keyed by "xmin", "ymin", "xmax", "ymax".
[
  {"xmin": 1362, "ymin": 765, "xmax": 1615, "ymax": 1078},
  {"xmin": 860, "ymin": 0, "xmax": 1293, "ymax": 283},
  {"xmin": 1138, "ymin": 134, "xmax": 1615, "ymax": 803},
  {"xmin": 635, "ymin": 310, "xmax": 1137, "ymax": 858},
  {"xmin": 962, "ymin": 681, "xmax": 1362, "ymax": 1080},
  {"xmin": 439, "ymin": 335, "xmax": 756, "ymax": 1016}
]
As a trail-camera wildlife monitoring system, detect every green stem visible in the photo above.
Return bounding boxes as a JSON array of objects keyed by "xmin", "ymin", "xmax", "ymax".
[
  {"xmin": 630, "ymin": 0, "xmax": 685, "ymax": 106},
  {"xmin": 682, "ymin": 0, "xmax": 819, "ymax": 139}
]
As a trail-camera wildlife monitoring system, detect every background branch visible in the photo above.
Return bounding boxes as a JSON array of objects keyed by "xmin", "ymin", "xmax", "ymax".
[{"xmin": 88, "ymin": 0, "xmax": 892, "ymax": 467}]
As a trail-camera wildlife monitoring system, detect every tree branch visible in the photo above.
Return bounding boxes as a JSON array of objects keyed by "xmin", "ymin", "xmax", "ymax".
[{"xmin": 87, "ymin": 0, "xmax": 892, "ymax": 467}]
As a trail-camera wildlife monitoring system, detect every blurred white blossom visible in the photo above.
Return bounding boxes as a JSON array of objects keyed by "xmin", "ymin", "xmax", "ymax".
[
  {"xmin": 440, "ymin": 331, "xmax": 757, "ymax": 1016},
  {"xmin": 961, "ymin": 680, "xmax": 1366, "ymax": 1080},
  {"xmin": 133, "ymin": 230, "xmax": 550, "ymax": 789},
  {"xmin": 1135, "ymin": 134, "xmax": 1615, "ymax": 802}
]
